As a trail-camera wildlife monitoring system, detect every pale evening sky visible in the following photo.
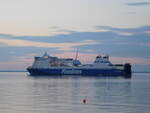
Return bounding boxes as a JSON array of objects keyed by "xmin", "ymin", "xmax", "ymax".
[{"xmin": 0, "ymin": 0, "xmax": 150, "ymax": 71}]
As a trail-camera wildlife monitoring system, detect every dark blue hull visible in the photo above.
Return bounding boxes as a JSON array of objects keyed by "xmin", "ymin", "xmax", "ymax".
[{"xmin": 27, "ymin": 66, "xmax": 131, "ymax": 78}]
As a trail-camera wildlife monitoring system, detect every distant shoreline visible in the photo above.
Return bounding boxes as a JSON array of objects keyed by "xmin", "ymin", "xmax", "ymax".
[
  {"xmin": 0, "ymin": 70, "xmax": 27, "ymax": 72},
  {"xmin": 133, "ymin": 71, "xmax": 150, "ymax": 73},
  {"xmin": 0, "ymin": 70, "xmax": 150, "ymax": 73}
]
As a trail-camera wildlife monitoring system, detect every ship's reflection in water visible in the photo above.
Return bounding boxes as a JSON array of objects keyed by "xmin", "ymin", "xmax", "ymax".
[{"xmin": 0, "ymin": 72, "xmax": 150, "ymax": 113}]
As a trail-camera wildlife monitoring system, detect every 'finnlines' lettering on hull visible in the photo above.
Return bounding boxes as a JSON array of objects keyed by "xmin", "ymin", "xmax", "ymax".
[{"xmin": 61, "ymin": 69, "xmax": 82, "ymax": 74}]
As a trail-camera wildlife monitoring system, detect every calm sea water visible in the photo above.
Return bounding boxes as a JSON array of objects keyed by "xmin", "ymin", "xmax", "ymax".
[{"xmin": 0, "ymin": 72, "xmax": 150, "ymax": 113}]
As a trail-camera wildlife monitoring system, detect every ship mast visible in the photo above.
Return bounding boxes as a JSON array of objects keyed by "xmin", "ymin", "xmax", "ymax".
[{"xmin": 75, "ymin": 49, "xmax": 78, "ymax": 61}]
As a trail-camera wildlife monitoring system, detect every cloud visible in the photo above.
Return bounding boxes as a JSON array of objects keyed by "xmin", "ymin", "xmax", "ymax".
[
  {"xmin": 110, "ymin": 57, "xmax": 150, "ymax": 65},
  {"xmin": 2, "ymin": 26, "xmax": 150, "ymax": 45},
  {"xmin": 96, "ymin": 26, "xmax": 150, "ymax": 35},
  {"xmin": 0, "ymin": 24, "xmax": 150, "ymax": 70},
  {"xmin": 0, "ymin": 34, "xmax": 13, "ymax": 37},
  {"xmin": 0, "ymin": 54, "xmax": 35, "ymax": 70},
  {"xmin": 0, "ymin": 38, "xmax": 98, "ymax": 51},
  {"xmin": 48, "ymin": 26, "xmax": 75, "ymax": 36},
  {"xmin": 0, "ymin": 25, "xmax": 150, "ymax": 63},
  {"xmin": 126, "ymin": 2, "xmax": 150, "ymax": 6}
]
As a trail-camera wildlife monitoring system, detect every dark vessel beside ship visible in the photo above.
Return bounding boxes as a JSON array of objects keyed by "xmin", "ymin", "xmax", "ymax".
[{"xmin": 27, "ymin": 52, "xmax": 132, "ymax": 78}]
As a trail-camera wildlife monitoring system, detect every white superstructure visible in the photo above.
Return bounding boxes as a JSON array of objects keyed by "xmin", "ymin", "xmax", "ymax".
[{"xmin": 31, "ymin": 53, "xmax": 119, "ymax": 69}]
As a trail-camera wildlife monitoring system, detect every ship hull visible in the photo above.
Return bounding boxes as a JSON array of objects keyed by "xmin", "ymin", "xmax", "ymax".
[{"xmin": 27, "ymin": 65, "xmax": 131, "ymax": 78}]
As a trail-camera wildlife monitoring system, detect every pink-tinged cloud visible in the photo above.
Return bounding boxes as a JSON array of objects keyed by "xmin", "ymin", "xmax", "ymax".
[
  {"xmin": 111, "ymin": 57, "xmax": 150, "ymax": 65},
  {"xmin": 0, "ymin": 38, "xmax": 98, "ymax": 51},
  {"xmin": 0, "ymin": 54, "xmax": 35, "ymax": 70},
  {"xmin": 0, "ymin": 61, "xmax": 28, "ymax": 70}
]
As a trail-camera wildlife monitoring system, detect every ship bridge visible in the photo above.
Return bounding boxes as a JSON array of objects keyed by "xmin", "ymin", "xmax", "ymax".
[{"xmin": 94, "ymin": 55, "xmax": 112, "ymax": 65}]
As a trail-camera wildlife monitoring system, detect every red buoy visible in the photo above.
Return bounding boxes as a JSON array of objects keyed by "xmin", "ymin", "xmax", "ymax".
[{"xmin": 83, "ymin": 99, "xmax": 86, "ymax": 104}]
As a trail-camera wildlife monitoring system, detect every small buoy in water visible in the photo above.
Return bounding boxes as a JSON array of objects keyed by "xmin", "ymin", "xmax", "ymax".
[{"xmin": 83, "ymin": 99, "xmax": 86, "ymax": 104}]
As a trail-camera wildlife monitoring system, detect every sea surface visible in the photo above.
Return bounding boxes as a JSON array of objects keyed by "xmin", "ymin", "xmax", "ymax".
[{"xmin": 0, "ymin": 72, "xmax": 150, "ymax": 113}]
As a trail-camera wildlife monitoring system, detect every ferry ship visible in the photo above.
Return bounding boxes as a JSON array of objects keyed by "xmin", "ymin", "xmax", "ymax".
[{"xmin": 27, "ymin": 52, "xmax": 132, "ymax": 78}]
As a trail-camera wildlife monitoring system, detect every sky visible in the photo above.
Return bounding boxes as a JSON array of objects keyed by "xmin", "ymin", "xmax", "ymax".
[{"xmin": 0, "ymin": 0, "xmax": 150, "ymax": 71}]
